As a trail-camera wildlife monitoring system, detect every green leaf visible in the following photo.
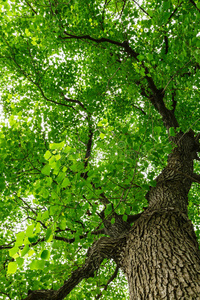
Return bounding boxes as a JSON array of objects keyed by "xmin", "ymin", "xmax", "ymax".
[
  {"xmin": 46, "ymin": 177, "xmax": 53, "ymax": 186},
  {"xmin": 28, "ymin": 249, "xmax": 35, "ymax": 257},
  {"xmin": 111, "ymin": 218, "xmax": 115, "ymax": 224},
  {"xmin": 163, "ymin": 1, "xmax": 170, "ymax": 10},
  {"xmin": 42, "ymin": 210, "xmax": 49, "ymax": 220},
  {"xmin": 16, "ymin": 257, "xmax": 24, "ymax": 267},
  {"xmin": 63, "ymin": 146, "xmax": 71, "ymax": 153},
  {"xmin": 9, "ymin": 246, "xmax": 19, "ymax": 258},
  {"xmin": 7, "ymin": 262, "xmax": 17, "ymax": 274},
  {"xmin": 60, "ymin": 218, "xmax": 66, "ymax": 230},
  {"xmin": 122, "ymin": 215, "xmax": 128, "ymax": 222},
  {"xmin": 169, "ymin": 127, "xmax": 176, "ymax": 136},
  {"xmin": 104, "ymin": 203, "xmax": 113, "ymax": 216},
  {"xmin": 49, "ymin": 141, "xmax": 65, "ymax": 150},
  {"xmin": 28, "ymin": 235, "xmax": 38, "ymax": 243},
  {"xmin": 21, "ymin": 244, "xmax": 29, "ymax": 257},
  {"xmin": 41, "ymin": 164, "xmax": 51, "ymax": 176},
  {"xmin": 26, "ymin": 224, "xmax": 35, "ymax": 237},
  {"xmin": 100, "ymin": 133, "xmax": 105, "ymax": 139},
  {"xmin": 40, "ymin": 188, "xmax": 49, "ymax": 198},
  {"xmin": 41, "ymin": 250, "xmax": 50, "ymax": 260},
  {"xmin": 56, "ymin": 172, "xmax": 66, "ymax": 183},
  {"xmin": 61, "ymin": 178, "xmax": 70, "ymax": 187},
  {"xmin": 154, "ymin": 126, "xmax": 162, "ymax": 135},
  {"xmin": 46, "ymin": 228, "xmax": 53, "ymax": 242},
  {"xmin": 125, "ymin": 206, "xmax": 130, "ymax": 215},
  {"xmin": 97, "ymin": 119, "xmax": 108, "ymax": 126},
  {"xmin": 55, "ymin": 154, "xmax": 61, "ymax": 160},
  {"xmin": 30, "ymin": 260, "xmax": 45, "ymax": 270},
  {"xmin": 35, "ymin": 222, "xmax": 41, "ymax": 234},
  {"xmin": 44, "ymin": 150, "xmax": 52, "ymax": 160},
  {"xmin": 15, "ymin": 231, "xmax": 25, "ymax": 246},
  {"xmin": 25, "ymin": 28, "xmax": 31, "ymax": 36}
]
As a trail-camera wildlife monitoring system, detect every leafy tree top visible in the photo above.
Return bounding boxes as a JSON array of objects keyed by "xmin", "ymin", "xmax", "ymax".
[{"xmin": 0, "ymin": 0, "xmax": 200, "ymax": 299}]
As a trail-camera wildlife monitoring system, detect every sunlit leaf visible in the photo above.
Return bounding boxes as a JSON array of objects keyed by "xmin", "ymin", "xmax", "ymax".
[{"xmin": 7, "ymin": 262, "xmax": 17, "ymax": 274}]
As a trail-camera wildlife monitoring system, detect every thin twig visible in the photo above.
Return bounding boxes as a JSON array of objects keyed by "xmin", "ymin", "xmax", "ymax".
[
  {"xmin": 95, "ymin": 266, "xmax": 119, "ymax": 299},
  {"xmin": 132, "ymin": 0, "xmax": 151, "ymax": 17},
  {"xmin": 0, "ymin": 292, "xmax": 11, "ymax": 300},
  {"xmin": 24, "ymin": 0, "xmax": 37, "ymax": 14},
  {"xmin": 188, "ymin": 0, "xmax": 200, "ymax": 12},
  {"xmin": 162, "ymin": 59, "xmax": 193, "ymax": 93}
]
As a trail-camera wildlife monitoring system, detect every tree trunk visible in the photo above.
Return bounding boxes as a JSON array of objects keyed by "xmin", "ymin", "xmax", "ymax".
[
  {"xmin": 123, "ymin": 211, "xmax": 200, "ymax": 299},
  {"xmin": 121, "ymin": 131, "xmax": 200, "ymax": 299}
]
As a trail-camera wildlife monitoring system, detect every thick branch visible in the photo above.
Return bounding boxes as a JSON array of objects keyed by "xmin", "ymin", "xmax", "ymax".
[
  {"xmin": 127, "ymin": 212, "xmax": 142, "ymax": 224},
  {"xmin": 54, "ymin": 228, "xmax": 105, "ymax": 244},
  {"xmin": 144, "ymin": 86, "xmax": 179, "ymax": 130},
  {"xmin": 191, "ymin": 173, "xmax": 200, "ymax": 184},
  {"xmin": 61, "ymin": 32, "xmax": 138, "ymax": 59}
]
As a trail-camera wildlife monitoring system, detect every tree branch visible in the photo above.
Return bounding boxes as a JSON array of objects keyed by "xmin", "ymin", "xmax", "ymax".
[
  {"xmin": 127, "ymin": 212, "xmax": 142, "ymax": 224},
  {"xmin": 24, "ymin": 0, "xmax": 37, "ymax": 14},
  {"xmin": 0, "ymin": 240, "xmax": 15, "ymax": 250},
  {"xmin": 191, "ymin": 173, "xmax": 200, "ymax": 184},
  {"xmin": 84, "ymin": 127, "xmax": 93, "ymax": 169},
  {"xmin": 22, "ymin": 237, "xmax": 124, "ymax": 300},
  {"xmin": 132, "ymin": 104, "xmax": 146, "ymax": 115},
  {"xmin": 2, "ymin": 39, "xmax": 80, "ymax": 113},
  {"xmin": 61, "ymin": 32, "xmax": 139, "ymax": 59},
  {"xmin": 162, "ymin": 59, "xmax": 193, "ymax": 93},
  {"xmin": 63, "ymin": 95, "xmax": 87, "ymax": 111},
  {"xmin": 34, "ymin": 84, "xmax": 77, "ymax": 110},
  {"xmin": 54, "ymin": 227, "xmax": 105, "ymax": 244},
  {"xmin": 132, "ymin": 0, "xmax": 151, "ymax": 17},
  {"xmin": 14, "ymin": 195, "xmax": 37, "ymax": 216},
  {"xmin": 60, "ymin": 31, "xmax": 178, "ymax": 129},
  {"xmin": 164, "ymin": 35, "xmax": 169, "ymax": 54},
  {"xmin": 188, "ymin": 0, "xmax": 200, "ymax": 12},
  {"xmin": 0, "ymin": 292, "xmax": 11, "ymax": 300}
]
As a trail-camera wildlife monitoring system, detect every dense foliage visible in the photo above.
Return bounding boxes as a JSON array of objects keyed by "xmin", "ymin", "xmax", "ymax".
[{"xmin": 0, "ymin": 0, "xmax": 200, "ymax": 299}]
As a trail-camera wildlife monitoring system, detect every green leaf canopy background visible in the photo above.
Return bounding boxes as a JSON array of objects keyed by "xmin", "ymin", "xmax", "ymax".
[{"xmin": 0, "ymin": 0, "xmax": 200, "ymax": 299}]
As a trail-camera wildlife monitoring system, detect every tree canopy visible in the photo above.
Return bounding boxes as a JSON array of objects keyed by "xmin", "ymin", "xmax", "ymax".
[{"xmin": 0, "ymin": 0, "xmax": 200, "ymax": 299}]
